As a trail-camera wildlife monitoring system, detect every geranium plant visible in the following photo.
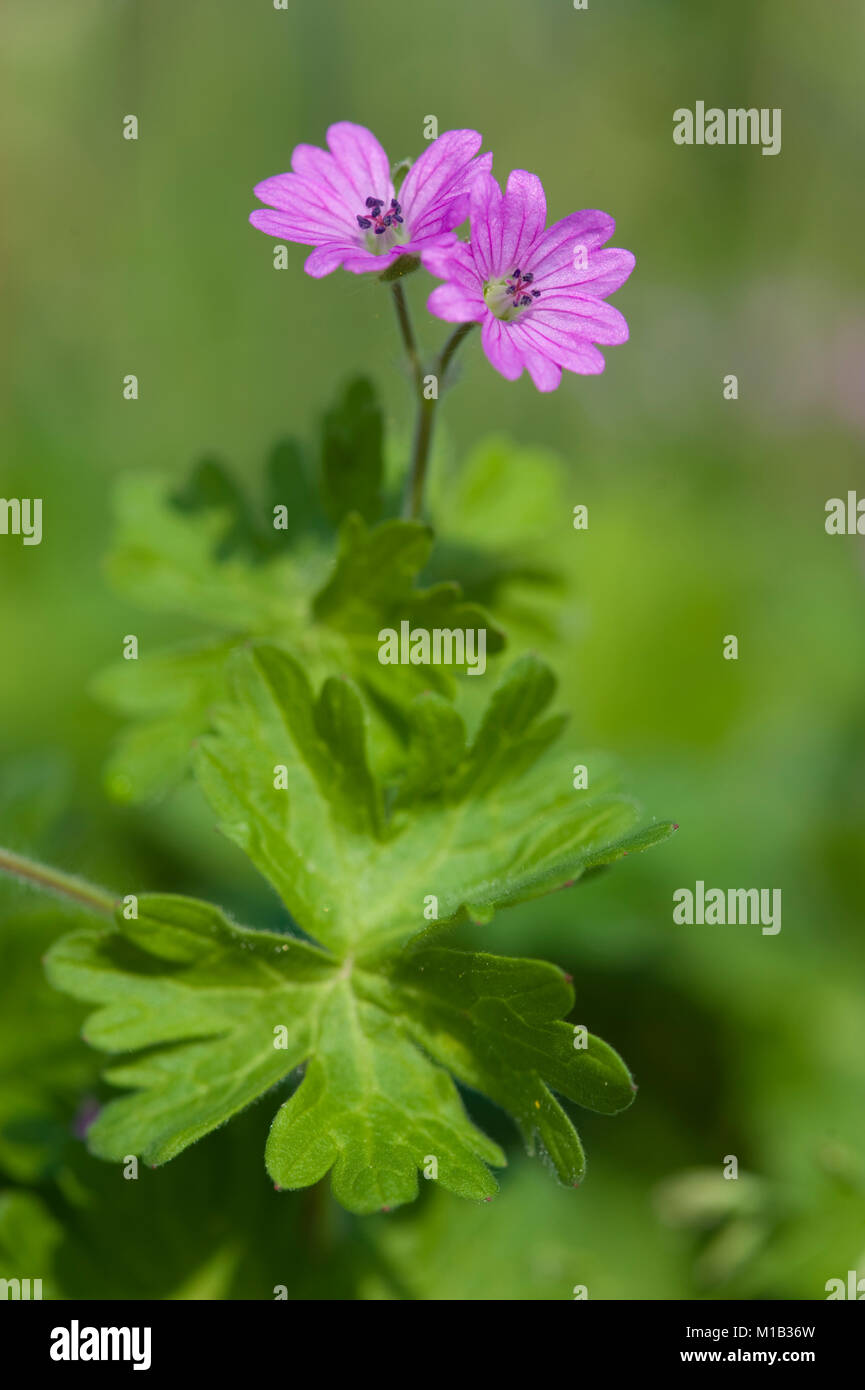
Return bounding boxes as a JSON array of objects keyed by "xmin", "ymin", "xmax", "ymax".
[{"xmin": 0, "ymin": 123, "xmax": 674, "ymax": 1216}]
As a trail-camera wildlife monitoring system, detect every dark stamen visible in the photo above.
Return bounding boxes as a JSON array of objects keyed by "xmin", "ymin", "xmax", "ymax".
[
  {"xmin": 504, "ymin": 266, "xmax": 541, "ymax": 310},
  {"xmin": 357, "ymin": 193, "xmax": 404, "ymax": 238}
]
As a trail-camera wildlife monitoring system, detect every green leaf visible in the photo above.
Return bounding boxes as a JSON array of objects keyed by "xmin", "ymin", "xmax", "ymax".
[
  {"xmin": 264, "ymin": 978, "xmax": 503, "ymax": 1210},
  {"xmin": 47, "ymin": 647, "xmax": 674, "ymax": 1214},
  {"xmin": 196, "ymin": 645, "xmax": 675, "ymax": 961},
  {"xmin": 312, "ymin": 516, "xmax": 433, "ymax": 625},
  {"xmin": 311, "ymin": 513, "xmax": 505, "ymax": 709},
  {"xmin": 96, "ymin": 480, "xmax": 502, "ymax": 800},
  {"xmin": 320, "ymin": 377, "xmax": 383, "ymax": 524},
  {"xmin": 314, "ymin": 514, "xmax": 503, "ymax": 646},
  {"xmin": 92, "ymin": 640, "xmax": 234, "ymax": 803},
  {"xmin": 172, "ymin": 457, "xmax": 270, "ymax": 562},
  {"xmin": 45, "ymin": 895, "xmax": 501, "ymax": 1212},
  {"xmin": 0, "ymin": 908, "xmax": 97, "ymax": 1183},
  {"xmin": 379, "ymin": 946, "xmax": 635, "ymax": 1187},
  {"xmin": 425, "ymin": 435, "xmax": 574, "ymax": 647},
  {"xmin": 266, "ymin": 437, "xmax": 329, "ymax": 542},
  {"xmin": 45, "ymin": 894, "xmax": 635, "ymax": 1212},
  {"xmin": 46, "ymin": 896, "xmax": 331, "ymax": 1162},
  {"xmin": 104, "ymin": 472, "xmax": 315, "ymax": 632}
]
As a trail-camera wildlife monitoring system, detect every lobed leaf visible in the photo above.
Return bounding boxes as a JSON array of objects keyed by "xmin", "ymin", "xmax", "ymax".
[
  {"xmin": 51, "ymin": 636, "xmax": 675, "ymax": 1212},
  {"xmin": 46, "ymin": 894, "xmax": 637, "ymax": 1212},
  {"xmin": 196, "ymin": 644, "xmax": 675, "ymax": 960}
]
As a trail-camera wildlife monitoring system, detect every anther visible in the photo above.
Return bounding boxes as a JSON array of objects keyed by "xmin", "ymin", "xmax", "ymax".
[{"xmin": 357, "ymin": 194, "xmax": 403, "ymax": 237}]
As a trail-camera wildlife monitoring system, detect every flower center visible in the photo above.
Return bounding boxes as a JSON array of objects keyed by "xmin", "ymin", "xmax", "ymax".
[
  {"xmin": 483, "ymin": 267, "xmax": 541, "ymax": 321},
  {"xmin": 356, "ymin": 195, "xmax": 407, "ymax": 253}
]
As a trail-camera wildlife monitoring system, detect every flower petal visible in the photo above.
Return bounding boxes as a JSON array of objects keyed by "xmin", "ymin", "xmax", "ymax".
[
  {"xmin": 498, "ymin": 170, "xmax": 547, "ymax": 275},
  {"xmin": 407, "ymin": 230, "xmax": 461, "ymax": 271},
  {"xmin": 481, "ymin": 316, "xmax": 525, "ymax": 380},
  {"xmin": 526, "ymin": 209, "xmax": 617, "ymax": 280},
  {"xmin": 521, "ymin": 348, "xmax": 562, "ymax": 392},
  {"xmin": 469, "ymin": 173, "xmax": 505, "ymax": 281},
  {"xmin": 303, "ymin": 242, "xmax": 367, "ymax": 278},
  {"xmin": 511, "ymin": 316, "xmax": 608, "ymax": 375},
  {"xmin": 290, "ymin": 143, "xmax": 365, "ymax": 216},
  {"xmin": 427, "ymin": 282, "xmax": 486, "ymax": 323},
  {"xmin": 400, "ymin": 131, "xmax": 489, "ymax": 236},
  {"xmin": 249, "ymin": 207, "xmax": 327, "ymax": 245},
  {"xmin": 536, "ymin": 248, "xmax": 636, "ymax": 299},
  {"xmin": 250, "ymin": 175, "xmax": 354, "ymax": 242},
  {"xmin": 325, "ymin": 121, "xmax": 393, "ymax": 205},
  {"xmin": 525, "ymin": 295, "xmax": 630, "ymax": 345},
  {"xmin": 422, "ymin": 240, "xmax": 478, "ymax": 285}
]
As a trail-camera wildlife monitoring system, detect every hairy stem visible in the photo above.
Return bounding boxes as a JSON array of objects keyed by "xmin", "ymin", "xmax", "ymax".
[
  {"xmin": 402, "ymin": 321, "xmax": 477, "ymax": 520},
  {"xmin": 390, "ymin": 281, "xmax": 423, "ymax": 395},
  {"xmin": 0, "ymin": 846, "xmax": 118, "ymax": 919}
]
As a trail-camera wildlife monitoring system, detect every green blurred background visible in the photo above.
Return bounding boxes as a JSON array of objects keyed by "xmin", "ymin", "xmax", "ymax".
[{"xmin": 1, "ymin": 0, "xmax": 864, "ymax": 1299}]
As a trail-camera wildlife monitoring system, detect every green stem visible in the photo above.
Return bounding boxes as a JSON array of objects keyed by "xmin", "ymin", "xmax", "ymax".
[
  {"xmin": 0, "ymin": 846, "xmax": 118, "ymax": 920},
  {"xmin": 402, "ymin": 321, "xmax": 477, "ymax": 520},
  {"xmin": 390, "ymin": 281, "xmax": 423, "ymax": 395}
]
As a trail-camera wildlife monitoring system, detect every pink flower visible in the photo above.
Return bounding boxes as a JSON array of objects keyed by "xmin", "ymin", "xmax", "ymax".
[
  {"xmin": 426, "ymin": 170, "xmax": 635, "ymax": 391},
  {"xmin": 249, "ymin": 122, "xmax": 491, "ymax": 278}
]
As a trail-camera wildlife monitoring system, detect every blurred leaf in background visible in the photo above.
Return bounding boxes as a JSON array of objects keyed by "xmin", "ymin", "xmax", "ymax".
[{"xmin": 92, "ymin": 379, "xmax": 504, "ymax": 801}]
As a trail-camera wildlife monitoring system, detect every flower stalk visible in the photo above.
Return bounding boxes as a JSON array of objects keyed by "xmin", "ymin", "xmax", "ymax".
[
  {"xmin": 403, "ymin": 321, "xmax": 477, "ymax": 520},
  {"xmin": 390, "ymin": 281, "xmax": 424, "ymax": 395},
  {"xmin": 0, "ymin": 846, "xmax": 118, "ymax": 920}
]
